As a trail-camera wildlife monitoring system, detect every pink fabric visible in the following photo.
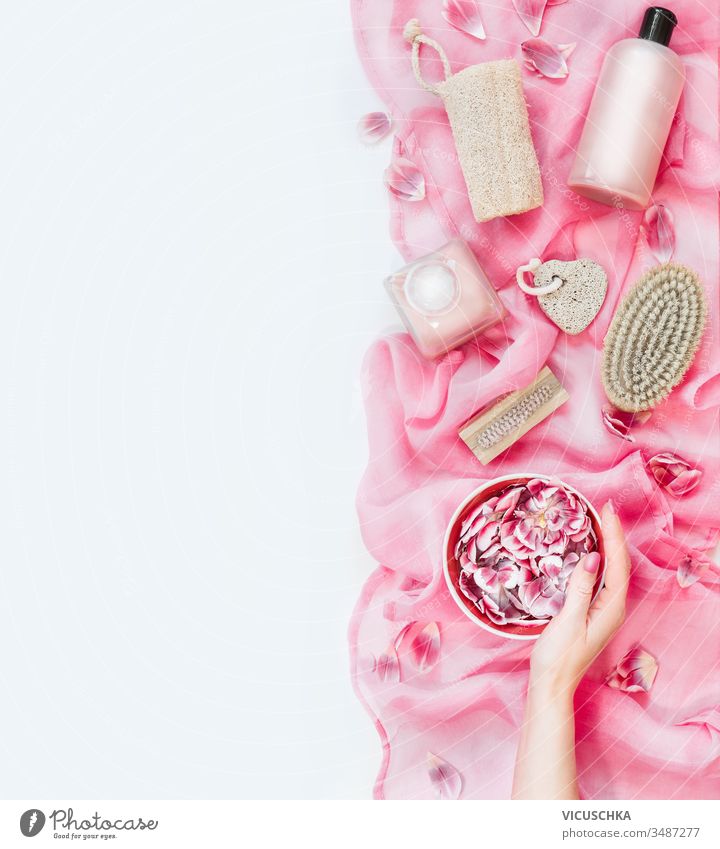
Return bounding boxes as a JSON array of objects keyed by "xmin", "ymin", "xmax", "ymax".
[{"xmin": 349, "ymin": 0, "xmax": 720, "ymax": 799}]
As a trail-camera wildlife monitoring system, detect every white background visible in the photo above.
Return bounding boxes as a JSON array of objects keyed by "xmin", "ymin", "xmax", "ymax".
[{"xmin": 0, "ymin": 1, "xmax": 399, "ymax": 798}]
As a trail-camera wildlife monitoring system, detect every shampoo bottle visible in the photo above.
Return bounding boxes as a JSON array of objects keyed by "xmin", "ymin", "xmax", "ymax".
[{"xmin": 568, "ymin": 7, "xmax": 685, "ymax": 210}]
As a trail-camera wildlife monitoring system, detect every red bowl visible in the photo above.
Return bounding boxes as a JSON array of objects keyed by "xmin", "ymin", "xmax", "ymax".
[{"xmin": 443, "ymin": 474, "xmax": 605, "ymax": 640}]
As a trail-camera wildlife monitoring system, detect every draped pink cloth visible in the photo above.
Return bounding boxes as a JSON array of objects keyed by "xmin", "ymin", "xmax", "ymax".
[{"xmin": 349, "ymin": 0, "xmax": 720, "ymax": 799}]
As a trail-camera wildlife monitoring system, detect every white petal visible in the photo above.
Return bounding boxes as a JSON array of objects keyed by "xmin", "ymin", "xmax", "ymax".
[
  {"xmin": 357, "ymin": 111, "xmax": 392, "ymax": 145},
  {"xmin": 427, "ymin": 752, "xmax": 462, "ymax": 800},
  {"xmin": 442, "ymin": 0, "xmax": 486, "ymax": 41}
]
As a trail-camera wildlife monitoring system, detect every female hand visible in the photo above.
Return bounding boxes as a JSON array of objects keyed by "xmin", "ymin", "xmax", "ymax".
[
  {"xmin": 512, "ymin": 501, "xmax": 631, "ymax": 799},
  {"xmin": 530, "ymin": 500, "xmax": 631, "ymax": 699}
]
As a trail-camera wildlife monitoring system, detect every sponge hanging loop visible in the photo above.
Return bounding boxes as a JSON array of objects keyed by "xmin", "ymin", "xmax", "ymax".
[
  {"xmin": 403, "ymin": 19, "xmax": 452, "ymax": 95},
  {"xmin": 516, "ymin": 258, "xmax": 564, "ymax": 296}
]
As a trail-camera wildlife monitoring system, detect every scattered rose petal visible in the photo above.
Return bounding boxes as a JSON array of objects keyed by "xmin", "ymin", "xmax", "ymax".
[
  {"xmin": 442, "ymin": 0, "xmax": 486, "ymax": 41},
  {"xmin": 427, "ymin": 752, "xmax": 462, "ymax": 800},
  {"xmin": 408, "ymin": 622, "xmax": 441, "ymax": 672},
  {"xmin": 393, "ymin": 621, "xmax": 415, "ymax": 650},
  {"xmin": 602, "ymin": 406, "xmax": 652, "ymax": 442},
  {"xmin": 643, "ymin": 203, "xmax": 675, "ymax": 263},
  {"xmin": 677, "ymin": 553, "xmax": 711, "ymax": 588},
  {"xmin": 606, "ymin": 646, "xmax": 658, "ymax": 693},
  {"xmin": 357, "ymin": 111, "xmax": 393, "ymax": 145},
  {"xmin": 375, "ymin": 643, "xmax": 400, "ymax": 683},
  {"xmin": 522, "ymin": 38, "xmax": 575, "ymax": 79},
  {"xmin": 384, "ymin": 157, "xmax": 425, "ymax": 202},
  {"xmin": 647, "ymin": 452, "xmax": 702, "ymax": 497},
  {"xmin": 512, "ymin": 0, "xmax": 549, "ymax": 37}
]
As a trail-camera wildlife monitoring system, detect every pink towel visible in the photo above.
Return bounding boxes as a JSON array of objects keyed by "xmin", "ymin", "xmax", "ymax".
[{"xmin": 350, "ymin": 0, "xmax": 720, "ymax": 799}]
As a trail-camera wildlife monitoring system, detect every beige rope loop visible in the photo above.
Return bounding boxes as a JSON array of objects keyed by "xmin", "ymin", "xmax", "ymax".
[
  {"xmin": 403, "ymin": 19, "xmax": 452, "ymax": 96},
  {"xmin": 516, "ymin": 258, "xmax": 564, "ymax": 296}
]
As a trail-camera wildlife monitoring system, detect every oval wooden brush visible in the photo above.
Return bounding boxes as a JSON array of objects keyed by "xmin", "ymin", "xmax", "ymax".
[{"xmin": 602, "ymin": 264, "xmax": 707, "ymax": 412}]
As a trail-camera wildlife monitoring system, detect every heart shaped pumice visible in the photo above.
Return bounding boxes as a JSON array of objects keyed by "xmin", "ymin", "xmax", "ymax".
[{"xmin": 533, "ymin": 259, "xmax": 608, "ymax": 335}]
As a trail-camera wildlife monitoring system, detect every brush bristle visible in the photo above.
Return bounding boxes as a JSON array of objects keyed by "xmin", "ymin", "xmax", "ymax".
[
  {"xmin": 602, "ymin": 264, "xmax": 707, "ymax": 412},
  {"xmin": 476, "ymin": 382, "xmax": 555, "ymax": 449}
]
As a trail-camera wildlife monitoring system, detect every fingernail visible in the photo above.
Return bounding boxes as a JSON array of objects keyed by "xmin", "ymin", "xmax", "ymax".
[
  {"xmin": 584, "ymin": 552, "xmax": 601, "ymax": 573},
  {"xmin": 606, "ymin": 499, "xmax": 617, "ymax": 515}
]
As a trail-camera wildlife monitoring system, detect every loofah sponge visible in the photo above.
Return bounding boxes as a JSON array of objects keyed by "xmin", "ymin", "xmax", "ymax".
[
  {"xmin": 602, "ymin": 263, "xmax": 707, "ymax": 412},
  {"xmin": 404, "ymin": 20, "xmax": 543, "ymax": 223}
]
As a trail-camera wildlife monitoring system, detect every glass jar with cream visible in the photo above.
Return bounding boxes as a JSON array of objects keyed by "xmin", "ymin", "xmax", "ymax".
[{"xmin": 383, "ymin": 239, "xmax": 505, "ymax": 360}]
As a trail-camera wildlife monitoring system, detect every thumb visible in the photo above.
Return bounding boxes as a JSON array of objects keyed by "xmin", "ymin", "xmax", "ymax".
[{"xmin": 561, "ymin": 552, "xmax": 602, "ymax": 619}]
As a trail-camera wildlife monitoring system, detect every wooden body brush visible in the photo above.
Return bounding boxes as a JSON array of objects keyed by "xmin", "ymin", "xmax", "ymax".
[{"xmin": 602, "ymin": 264, "xmax": 707, "ymax": 412}]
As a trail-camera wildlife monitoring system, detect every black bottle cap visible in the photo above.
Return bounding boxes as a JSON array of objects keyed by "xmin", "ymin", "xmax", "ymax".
[{"xmin": 639, "ymin": 7, "xmax": 678, "ymax": 46}]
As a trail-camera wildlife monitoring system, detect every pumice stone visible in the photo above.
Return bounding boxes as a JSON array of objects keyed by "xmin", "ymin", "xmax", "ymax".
[{"xmin": 534, "ymin": 258, "xmax": 608, "ymax": 335}]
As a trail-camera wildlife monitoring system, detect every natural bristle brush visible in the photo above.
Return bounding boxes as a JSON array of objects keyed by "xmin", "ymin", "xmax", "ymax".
[{"xmin": 602, "ymin": 263, "xmax": 707, "ymax": 412}]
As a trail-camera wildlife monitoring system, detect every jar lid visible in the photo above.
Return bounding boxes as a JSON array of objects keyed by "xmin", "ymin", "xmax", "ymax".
[{"xmin": 404, "ymin": 259, "xmax": 460, "ymax": 315}]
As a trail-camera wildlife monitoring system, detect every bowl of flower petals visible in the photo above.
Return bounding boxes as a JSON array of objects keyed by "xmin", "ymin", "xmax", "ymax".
[{"xmin": 443, "ymin": 475, "xmax": 604, "ymax": 640}]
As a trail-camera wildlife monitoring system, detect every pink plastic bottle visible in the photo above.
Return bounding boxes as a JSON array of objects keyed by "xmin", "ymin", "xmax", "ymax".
[{"xmin": 568, "ymin": 7, "xmax": 685, "ymax": 210}]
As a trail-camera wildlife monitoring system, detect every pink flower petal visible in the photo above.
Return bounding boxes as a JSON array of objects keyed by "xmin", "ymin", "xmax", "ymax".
[
  {"xmin": 427, "ymin": 752, "xmax": 462, "ymax": 800},
  {"xmin": 459, "ymin": 502, "xmax": 486, "ymax": 538},
  {"xmin": 459, "ymin": 570, "xmax": 483, "ymax": 603},
  {"xmin": 648, "ymin": 451, "xmax": 689, "ymax": 481},
  {"xmin": 383, "ymin": 157, "xmax": 425, "ymax": 202},
  {"xmin": 518, "ymin": 576, "xmax": 565, "ymax": 617},
  {"xmin": 475, "ymin": 520, "xmax": 500, "ymax": 551},
  {"xmin": 538, "ymin": 554, "xmax": 563, "ymax": 580},
  {"xmin": 606, "ymin": 647, "xmax": 658, "ymax": 693},
  {"xmin": 483, "ymin": 590, "xmax": 522, "ymax": 625},
  {"xmin": 546, "ymin": 0, "xmax": 568, "ymax": 4},
  {"xmin": 409, "ymin": 622, "xmax": 441, "ymax": 672},
  {"xmin": 512, "ymin": 0, "xmax": 549, "ymax": 37},
  {"xmin": 442, "ymin": 0, "xmax": 486, "ymax": 41},
  {"xmin": 677, "ymin": 553, "xmax": 711, "ymax": 588},
  {"xmin": 357, "ymin": 111, "xmax": 392, "ymax": 145},
  {"xmin": 667, "ymin": 469, "xmax": 703, "ymax": 497},
  {"xmin": 393, "ymin": 621, "xmax": 415, "ymax": 650},
  {"xmin": 517, "ymin": 576, "xmax": 544, "ymax": 610},
  {"xmin": 522, "ymin": 38, "xmax": 575, "ymax": 79},
  {"xmin": 602, "ymin": 406, "xmax": 651, "ymax": 442},
  {"xmin": 496, "ymin": 485, "xmax": 523, "ymax": 517},
  {"xmin": 399, "ymin": 576, "xmax": 429, "ymax": 598},
  {"xmin": 617, "ymin": 648, "xmax": 652, "ymax": 676},
  {"xmin": 465, "ymin": 536, "xmax": 478, "ymax": 563},
  {"xmin": 375, "ymin": 643, "xmax": 400, "ymax": 683},
  {"xmin": 497, "ymin": 558, "xmax": 520, "ymax": 588},
  {"xmin": 647, "ymin": 452, "xmax": 702, "ymax": 497},
  {"xmin": 643, "ymin": 203, "xmax": 675, "ymax": 264}
]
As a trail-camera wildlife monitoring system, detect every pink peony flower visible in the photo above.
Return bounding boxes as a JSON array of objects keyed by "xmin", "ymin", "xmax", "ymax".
[
  {"xmin": 455, "ymin": 479, "xmax": 598, "ymax": 626},
  {"xmin": 501, "ymin": 479, "xmax": 593, "ymax": 560}
]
